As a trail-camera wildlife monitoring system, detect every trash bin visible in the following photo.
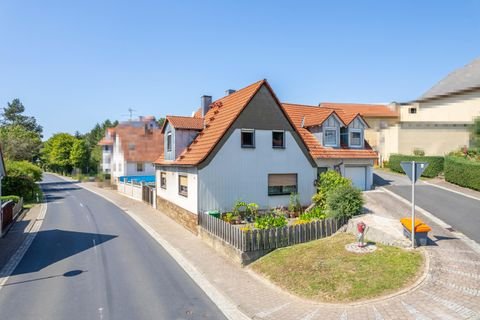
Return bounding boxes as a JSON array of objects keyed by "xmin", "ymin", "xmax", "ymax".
[{"xmin": 205, "ymin": 210, "xmax": 220, "ymax": 219}]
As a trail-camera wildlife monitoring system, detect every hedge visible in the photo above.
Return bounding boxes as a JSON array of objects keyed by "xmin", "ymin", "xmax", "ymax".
[
  {"xmin": 444, "ymin": 156, "xmax": 480, "ymax": 191},
  {"xmin": 389, "ymin": 154, "xmax": 444, "ymax": 178},
  {"xmin": 0, "ymin": 195, "xmax": 21, "ymax": 203}
]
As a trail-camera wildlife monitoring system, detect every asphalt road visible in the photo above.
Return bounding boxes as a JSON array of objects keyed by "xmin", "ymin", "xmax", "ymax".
[
  {"xmin": 0, "ymin": 173, "xmax": 226, "ymax": 320},
  {"xmin": 374, "ymin": 170, "xmax": 480, "ymax": 244}
]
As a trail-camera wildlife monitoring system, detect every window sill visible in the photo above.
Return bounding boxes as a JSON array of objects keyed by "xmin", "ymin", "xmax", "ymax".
[
  {"xmin": 272, "ymin": 146, "xmax": 285, "ymax": 149},
  {"xmin": 241, "ymin": 145, "xmax": 255, "ymax": 149},
  {"xmin": 179, "ymin": 192, "xmax": 188, "ymax": 197},
  {"xmin": 160, "ymin": 186, "xmax": 166, "ymax": 190},
  {"xmin": 268, "ymin": 193, "xmax": 292, "ymax": 196}
]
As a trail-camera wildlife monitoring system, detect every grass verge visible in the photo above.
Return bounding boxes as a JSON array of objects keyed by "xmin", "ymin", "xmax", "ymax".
[{"xmin": 250, "ymin": 233, "xmax": 424, "ymax": 302}]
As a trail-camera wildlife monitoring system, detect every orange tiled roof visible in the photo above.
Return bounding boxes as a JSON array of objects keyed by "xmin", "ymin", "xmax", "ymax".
[
  {"xmin": 320, "ymin": 102, "xmax": 398, "ymax": 118},
  {"xmin": 155, "ymin": 80, "xmax": 265, "ymax": 165},
  {"xmin": 115, "ymin": 126, "xmax": 164, "ymax": 162},
  {"xmin": 97, "ymin": 137, "xmax": 114, "ymax": 145},
  {"xmin": 282, "ymin": 103, "xmax": 377, "ymax": 159},
  {"xmin": 163, "ymin": 115, "xmax": 204, "ymax": 131}
]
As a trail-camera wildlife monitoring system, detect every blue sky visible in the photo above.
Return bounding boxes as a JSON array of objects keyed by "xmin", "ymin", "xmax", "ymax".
[{"xmin": 1, "ymin": 1, "xmax": 479, "ymax": 138}]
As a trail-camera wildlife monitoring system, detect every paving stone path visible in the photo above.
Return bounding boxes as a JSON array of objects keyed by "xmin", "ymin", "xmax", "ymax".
[{"xmin": 82, "ymin": 182, "xmax": 480, "ymax": 320}]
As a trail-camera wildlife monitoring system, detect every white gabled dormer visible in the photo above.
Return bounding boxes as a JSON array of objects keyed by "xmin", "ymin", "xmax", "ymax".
[{"xmin": 347, "ymin": 116, "xmax": 367, "ymax": 148}]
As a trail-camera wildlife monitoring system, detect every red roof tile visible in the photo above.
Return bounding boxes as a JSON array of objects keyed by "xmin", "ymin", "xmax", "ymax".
[
  {"xmin": 320, "ymin": 102, "xmax": 398, "ymax": 118},
  {"xmin": 163, "ymin": 116, "xmax": 204, "ymax": 131},
  {"xmin": 282, "ymin": 103, "xmax": 377, "ymax": 159},
  {"xmin": 155, "ymin": 80, "xmax": 265, "ymax": 165},
  {"xmin": 115, "ymin": 126, "xmax": 164, "ymax": 162}
]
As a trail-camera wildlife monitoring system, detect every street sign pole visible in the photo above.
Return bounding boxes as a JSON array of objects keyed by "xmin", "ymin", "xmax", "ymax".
[{"xmin": 411, "ymin": 161, "xmax": 415, "ymax": 249}]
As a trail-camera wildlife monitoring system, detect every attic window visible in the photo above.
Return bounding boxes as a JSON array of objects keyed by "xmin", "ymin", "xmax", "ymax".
[
  {"xmin": 409, "ymin": 107, "xmax": 417, "ymax": 114},
  {"xmin": 128, "ymin": 143, "xmax": 135, "ymax": 150},
  {"xmin": 241, "ymin": 129, "xmax": 255, "ymax": 148},
  {"xmin": 167, "ymin": 132, "xmax": 172, "ymax": 152}
]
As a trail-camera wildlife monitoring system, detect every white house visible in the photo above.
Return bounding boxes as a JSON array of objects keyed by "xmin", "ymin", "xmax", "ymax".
[
  {"xmin": 98, "ymin": 116, "xmax": 163, "ymax": 184},
  {"xmin": 154, "ymin": 80, "xmax": 377, "ymax": 230}
]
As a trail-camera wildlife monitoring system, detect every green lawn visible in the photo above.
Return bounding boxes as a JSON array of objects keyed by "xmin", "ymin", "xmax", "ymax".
[{"xmin": 250, "ymin": 233, "xmax": 424, "ymax": 302}]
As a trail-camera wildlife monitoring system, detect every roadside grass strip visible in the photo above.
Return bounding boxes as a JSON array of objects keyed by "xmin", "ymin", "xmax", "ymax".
[{"xmin": 250, "ymin": 233, "xmax": 423, "ymax": 303}]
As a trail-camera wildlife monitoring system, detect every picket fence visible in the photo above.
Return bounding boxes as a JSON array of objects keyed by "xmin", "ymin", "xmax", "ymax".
[{"xmin": 198, "ymin": 213, "xmax": 347, "ymax": 252}]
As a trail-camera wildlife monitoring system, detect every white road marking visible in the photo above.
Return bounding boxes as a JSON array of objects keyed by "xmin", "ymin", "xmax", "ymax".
[
  {"xmin": 78, "ymin": 184, "xmax": 250, "ymax": 320},
  {"xmin": 401, "ymin": 301, "xmax": 432, "ymax": 320},
  {"xmin": 372, "ymin": 306, "xmax": 384, "ymax": 320},
  {"xmin": 422, "ymin": 181, "xmax": 480, "ymax": 202},
  {"xmin": 98, "ymin": 307, "xmax": 104, "ymax": 320},
  {"xmin": 80, "ymin": 203, "xmax": 84, "ymax": 207},
  {"xmin": 420, "ymin": 290, "xmax": 480, "ymax": 319},
  {"xmin": 255, "ymin": 302, "xmax": 290, "ymax": 318},
  {"xmin": 340, "ymin": 309, "xmax": 348, "ymax": 320},
  {"xmin": 0, "ymin": 200, "xmax": 47, "ymax": 290},
  {"xmin": 301, "ymin": 307, "xmax": 320, "ymax": 320}
]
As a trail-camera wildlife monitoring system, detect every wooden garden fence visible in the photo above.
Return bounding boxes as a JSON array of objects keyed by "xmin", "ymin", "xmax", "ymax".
[{"xmin": 198, "ymin": 213, "xmax": 347, "ymax": 252}]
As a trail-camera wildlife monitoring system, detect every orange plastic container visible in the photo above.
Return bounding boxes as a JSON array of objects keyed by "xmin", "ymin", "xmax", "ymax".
[{"xmin": 400, "ymin": 218, "xmax": 431, "ymax": 233}]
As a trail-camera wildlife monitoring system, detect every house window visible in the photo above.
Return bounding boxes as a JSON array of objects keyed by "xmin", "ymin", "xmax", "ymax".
[
  {"xmin": 409, "ymin": 107, "xmax": 417, "ymax": 114},
  {"xmin": 268, "ymin": 174, "xmax": 297, "ymax": 196},
  {"xmin": 178, "ymin": 175, "xmax": 188, "ymax": 197},
  {"xmin": 136, "ymin": 162, "xmax": 144, "ymax": 172},
  {"xmin": 128, "ymin": 143, "xmax": 135, "ymax": 150},
  {"xmin": 350, "ymin": 130, "xmax": 362, "ymax": 147},
  {"xmin": 241, "ymin": 129, "xmax": 255, "ymax": 148},
  {"xmin": 167, "ymin": 132, "xmax": 172, "ymax": 152},
  {"xmin": 160, "ymin": 172, "xmax": 167, "ymax": 189},
  {"xmin": 324, "ymin": 128, "xmax": 337, "ymax": 147},
  {"xmin": 272, "ymin": 131, "xmax": 285, "ymax": 148}
]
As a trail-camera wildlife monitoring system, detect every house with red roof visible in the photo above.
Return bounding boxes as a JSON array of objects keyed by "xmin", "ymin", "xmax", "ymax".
[
  {"xmin": 98, "ymin": 116, "xmax": 163, "ymax": 184},
  {"xmin": 154, "ymin": 80, "xmax": 377, "ymax": 229}
]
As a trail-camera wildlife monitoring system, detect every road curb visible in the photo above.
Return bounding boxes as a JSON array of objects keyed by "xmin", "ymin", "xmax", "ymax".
[{"xmin": 77, "ymin": 183, "xmax": 251, "ymax": 320}]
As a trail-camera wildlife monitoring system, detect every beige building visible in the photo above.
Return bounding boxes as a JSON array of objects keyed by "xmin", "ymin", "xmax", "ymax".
[{"xmin": 377, "ymin": 57, "xmax": 480, "ymax": 161}]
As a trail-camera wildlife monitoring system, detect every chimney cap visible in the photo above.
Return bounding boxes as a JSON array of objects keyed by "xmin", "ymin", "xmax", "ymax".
[{"xmin": 225, "ymin": 89, "xmax": 236, "ymax": 96}]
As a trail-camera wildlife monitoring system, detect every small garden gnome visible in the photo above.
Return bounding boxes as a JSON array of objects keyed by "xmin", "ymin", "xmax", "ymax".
[{"xmin": 357, "ymin": 221, "xmax": 366, "ymax": 247}]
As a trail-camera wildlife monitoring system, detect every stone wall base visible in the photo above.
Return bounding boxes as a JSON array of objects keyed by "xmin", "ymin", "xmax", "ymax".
[
  {"xmin": 156, "ymin": 196, "xmax": 198, "ymax": 235},
  {"xmin": 199, "ymin": 228, "xmax": 273, "ymax": 266}
]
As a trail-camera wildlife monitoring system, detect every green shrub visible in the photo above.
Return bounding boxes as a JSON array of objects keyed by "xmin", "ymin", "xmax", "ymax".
[
  {"xmin": 3, "ymin": 160, "xmax": 42, "ymax": 200},
  {"xmin": 299, "ymin": 206, "xmax": 326, "ymax": 222},
  {"xmin": 0, "ymin": 195, "xmax": 21, "ymax": 203},
  {"xmin": 288, "ymin": 192, "xmax": 302, "ymax": 213},
  {"xmin": 312, "ymin": 170, "xmax": 351, "ymax": 209},
  {"xmin": 389, "ymin": 154, "xmax": 444, "ymax": 178},
  {"xmin": 326, "ymin": 185, "xmax": 364, "ymax": 219},
  {"xmin": 254, "ymin": 214, "xmax": 288, "ymax": 229},
  {"xmin": 413, "ymin": 149, "xmax": 425, "ymax": 156},
  {"xmin": 444, "ymin": 156, "xmax": 480, "ymax": 191}
]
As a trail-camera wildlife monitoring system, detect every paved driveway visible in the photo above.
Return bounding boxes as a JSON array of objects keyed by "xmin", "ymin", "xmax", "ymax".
[{"xmin": 374, "ymin": 170, "xmax": 480, "ymax": 244}]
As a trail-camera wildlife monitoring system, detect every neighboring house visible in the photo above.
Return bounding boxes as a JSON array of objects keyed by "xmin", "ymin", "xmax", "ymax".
[
  {"xmin": 379, "ymin": 57, "xmax": 480, "ymax": 160},
  {"xmin": 319, "ymin": 103, "xmax": 399, "ymax": 158},
  {"xmin": 154, "ymin": 80, "xmax": 377, "ymax": 228},
  {"xmin": 98, "ymin": 116, "xmax": 164, "ymax": 183}
]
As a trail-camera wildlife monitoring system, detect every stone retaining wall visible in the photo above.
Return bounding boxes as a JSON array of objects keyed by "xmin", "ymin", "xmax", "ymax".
[{"xmin": 156, "ymin": 196, "xmax": 198, "ymax": 235}]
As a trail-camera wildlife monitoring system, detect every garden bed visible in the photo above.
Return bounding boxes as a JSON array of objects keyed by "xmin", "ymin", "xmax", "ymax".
[{"xmin": 250, "ymin": 233, "xmax": 424, "ymax": 302}]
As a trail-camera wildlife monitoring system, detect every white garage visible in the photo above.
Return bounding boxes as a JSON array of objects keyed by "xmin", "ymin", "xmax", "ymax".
[{"xmin": 344, "ymin": 166, "xmax": 368, "ymax": 190}]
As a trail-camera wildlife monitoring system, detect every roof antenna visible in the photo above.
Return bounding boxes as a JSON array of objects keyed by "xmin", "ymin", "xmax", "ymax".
[{"xmin": 128, "ymin": 108, "xmax": 136, "ymax": 121}]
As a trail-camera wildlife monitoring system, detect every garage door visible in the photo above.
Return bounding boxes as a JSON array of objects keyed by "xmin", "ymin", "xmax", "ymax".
[{"xmin": 344, "ymin": 167, "xmax": 366, "ymax": 190}]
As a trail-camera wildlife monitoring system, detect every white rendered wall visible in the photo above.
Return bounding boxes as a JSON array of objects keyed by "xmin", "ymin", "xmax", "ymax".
[
  {"xmin": 156, "ymin": 166, "xmax": 198, "ymax": 214},
  {"xmin": 197, "ymin": 129, "xmax": 316, "ymax": 213}
]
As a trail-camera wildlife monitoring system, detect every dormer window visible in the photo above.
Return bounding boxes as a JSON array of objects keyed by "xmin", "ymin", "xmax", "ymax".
[
  {"xmin": 350, "ymin": 130, "xmax": 362, "ymax": 147},
  {"xmin": 167, "ymin": 132, "xmax": 172, "ymax": 152},
  {"xmin": 324, "ymin": 128, "xmax": 337, "ymax": 147}
]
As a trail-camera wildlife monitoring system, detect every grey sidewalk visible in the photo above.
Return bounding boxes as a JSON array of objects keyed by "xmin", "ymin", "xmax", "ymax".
[
  {"xmin": 81, "ymin": 182, "xmax": 480, "ymax": 320},
  {"xmin": 0, "ymin": 204, "xmax": 42, "ymax": 270}
]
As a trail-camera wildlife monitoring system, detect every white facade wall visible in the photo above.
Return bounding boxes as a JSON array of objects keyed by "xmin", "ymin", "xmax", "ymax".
[
  {"xmin": 156, "ymin": 167, "xmax": 198, "ymax": 214},
  {"xmin": 197, "ymin": 129, "xmax": 316, "ymax": 213},
  {"xmin": 125, "ymin": 162, "xmax": 156, "ymax": 176},
  {"xmin": 111, "ymin": 138, "xmax": 126, "ymax": 183}
]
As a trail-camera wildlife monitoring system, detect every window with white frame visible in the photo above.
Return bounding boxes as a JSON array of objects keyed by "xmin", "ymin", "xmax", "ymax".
[
  {"xmin": 167, "ymin": 132, "xmax": 172, "ymax": 152},
  {"xmin": 324, "ymin": 128, "xmax": 337, "ymax": 146},
  {"xmin": 241, "ymin": 129, "xmax": 255, "ymax": 148},
  {"xmin": 350, "ymin": 129, "xmax": 362, "ymax": 147},
  {"xmin": 160, "ymin": 172, "xmax": 167, "ymax": 189},
  {"xmin": 178, "ymin": 175, "xmax": 188, "ymax": 197}
]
